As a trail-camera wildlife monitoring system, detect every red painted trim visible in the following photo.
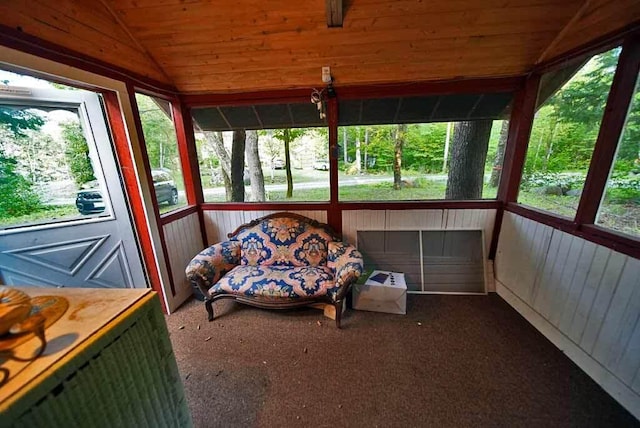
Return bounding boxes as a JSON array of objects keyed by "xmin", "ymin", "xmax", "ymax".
[
  {"xmin": 506, "ymin": 203, "xmax": 576, "ymax": 230},
  {"xmin": 497, "ymin": 84, "xmax": 525, "ymax": 201},
  {"xmin": 159, "ymin": 205, "xmax": 199, "ymax": 225},
  {"xmin": 504, "ymin": 75, "xmax": 541, "ymax": 203},
  {"xmin": 581, "ymin": 224, "xmax": 640, "ymax": 260},
  {"xmin": 102, "ymin": 91, "xmax": 167, "ymax": 312},
  {"xmin": 327, "ymin": 95, "xmax": 342, "ymax": 234},
  {"xmin": 201, "ymin": 202, "xmax": 331, "ymax": 211},
  {"xmin": 488, "ymin": 207, "xmax": 504, "ymax": 260},
  {"xmin": 172, "ymin": 99, "xmax": 208, "ymax": 247},
  {"xmin": 575, "ymin": 37, "xmax": 640, "ymax": 224},
  {"xmin": 534, "ymin": 22, "xmax": 640, "ymax": 75},
  {"xmin": 505, "ymin": 203, "xmax": 640, "ymax": 260},
  {"xmin": 171, "ymin": 101, "xmax": 203, "ymax": 206},
  {"xmin": 0, "ymin": 24, "xmax": 176, "ymax": 96},
  {"xmin": 182, "ymin": 89, "xmax": 312, "ymax": 107},
  {"xmin": 336, "ymin": 77, "xmax": 524, "ymax": 100},
  {"xmin": 127, "ymin": 83, "xmax": 176, "ymax": 297}
]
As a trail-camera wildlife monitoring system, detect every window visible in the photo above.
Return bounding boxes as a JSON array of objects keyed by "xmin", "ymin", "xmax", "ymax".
[
  {"xmin": 336, "ymin": 93, "xmax": 513, "ymax": 201},
  {"xmin": 0, "ymin": 70, "xmax": 111, "ymax": 229},
  {"xmin": 596, "ymin": 71, "xmax": 640, "ymax": 237},
  {"xmin": 191, "ymin": 103, "xmax": 329, "ymax": 202},
  {"xmin": 135, "ymin": 93, "xmax": 186, "ymax": 213},
  {"xmin": 517, "ymin": 47, "xmax": 621, "ymax": 218}
]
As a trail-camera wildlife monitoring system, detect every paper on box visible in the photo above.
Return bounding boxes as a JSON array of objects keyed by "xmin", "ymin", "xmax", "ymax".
[{"xmin": 352, "ymin": 270, "xmax": 406, "ymax": 315}]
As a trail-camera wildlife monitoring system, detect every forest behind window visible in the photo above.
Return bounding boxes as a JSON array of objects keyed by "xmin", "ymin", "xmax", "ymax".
[{"xmin": 517, "ymin": 47, "xmax": 621, "ymax": 219}]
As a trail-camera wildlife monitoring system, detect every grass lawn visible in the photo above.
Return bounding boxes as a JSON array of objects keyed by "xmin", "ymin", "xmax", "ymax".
[{"xmin": 0, "ymin": 205, "xmax": 79, "ymax": 229}]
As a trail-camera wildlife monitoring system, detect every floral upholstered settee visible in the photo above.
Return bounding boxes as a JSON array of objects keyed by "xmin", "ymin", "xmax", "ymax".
[{"xmin": 185, "ymin": 212, "xmax": 363, "ymax": 328}]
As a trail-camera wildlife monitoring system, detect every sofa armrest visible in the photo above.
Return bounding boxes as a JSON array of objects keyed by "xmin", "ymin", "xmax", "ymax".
[
  {"xmin": 185, "ymin": 240, "xmax": 241, "ymax": 298},
  {"xmin": 328, "ymin": 241, "xmax": 364, "ymax": 301}
]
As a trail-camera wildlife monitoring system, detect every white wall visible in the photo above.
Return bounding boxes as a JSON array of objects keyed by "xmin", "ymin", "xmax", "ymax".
[
  {"xmin": 495, "ymin": 211, "xmax": 640, "ymax": 419},
  {"xmin": 162, "ymin": 212, "xmax": 203, "ymax": 311}
]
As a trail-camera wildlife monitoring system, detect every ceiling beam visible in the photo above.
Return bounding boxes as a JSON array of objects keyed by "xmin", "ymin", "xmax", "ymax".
[
  {"xmin": 536, "ymin": 0, "xmax": 593, "ymax": 64},
  {"xmin": 97, "ymin": 0, "xmax": 173, "ymax": 84},
  {"xmin": 325, "ymin": 0, "xmax": 343, "ymax": 28}
]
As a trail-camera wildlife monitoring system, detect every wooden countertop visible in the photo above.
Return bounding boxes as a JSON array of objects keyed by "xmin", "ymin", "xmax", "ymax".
[{"xmin": 0, "ymin": 287, "xmax": 152, "ymax": 408}]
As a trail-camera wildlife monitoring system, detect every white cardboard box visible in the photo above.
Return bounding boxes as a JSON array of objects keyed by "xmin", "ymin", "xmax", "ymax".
[{"xmin": 352, "ymin": 270, "xmax": 407, "ymax": 315}]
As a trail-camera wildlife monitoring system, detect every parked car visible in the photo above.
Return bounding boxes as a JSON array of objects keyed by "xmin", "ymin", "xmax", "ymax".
[
  {"xmin": 75, "ymin": 186, "xmax": 105, "ymax": 215},
  {"xmin": 76, "ymin": 170, "xmax": 178, "ymax": 215},
  {"xmin": 272, "ymin": 159, "xmax": 285, "ymax": 169},
  {"xmin": 151, "ymin": 169, "xmax": 179, "ymax": 206},
  {"xmin": 313, "ymin": 159, "xmax": 330, "ymax": 171}
]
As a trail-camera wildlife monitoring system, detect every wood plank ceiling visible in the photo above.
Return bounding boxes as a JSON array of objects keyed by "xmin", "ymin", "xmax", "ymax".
[{"xmin": 1, "ymin": 0, "xmax": 639, "ymax": 94}]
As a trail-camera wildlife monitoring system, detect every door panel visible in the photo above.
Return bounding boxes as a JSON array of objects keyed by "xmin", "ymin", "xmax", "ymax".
[{"xmin": 0, "ymin": 87, "xmax": 146, "ymax": 288}]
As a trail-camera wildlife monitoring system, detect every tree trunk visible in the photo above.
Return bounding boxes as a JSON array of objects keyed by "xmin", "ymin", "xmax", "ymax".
[
  {"xmin": 230, "ymin": 130, "xmax": 246, "ymax": 202},
  {"xmin": 393, "ymin": 124, "xmax": 406, "ymax": 190},
  {"xmin": 364, "ymin": 127, "xmax": 369, "ymax": 172},
  {"xmin": 204, "ymin": 131, "xmax": 232, "ymax": 199},
  {"xmin": 442, "ymin": 122, "xmax": 452, "ymax": 173},
  {"xmin": 543, "ymin": 118, "xmax": 559, "ymax": 172},
  {"xmin": 489, "ymin": 120, "xmax": 509, "ymax": 187},
  {"xmin": 284, "ymin": 129, "xmax": 293, "ymax": 198},
  {"xmin": 245, "ymin": 130, "xmax": 265, "ymax": 201},
  {"xmin": 355, "ymin": 127, "xmax": 361, "ymax": 172},
  {"xmin": 445, "ymin": 120, "xmax": 493, "ymax": 199},
  {"xmin": 343, "ymin": 127, "xmax": 347, "ymax": 162}
]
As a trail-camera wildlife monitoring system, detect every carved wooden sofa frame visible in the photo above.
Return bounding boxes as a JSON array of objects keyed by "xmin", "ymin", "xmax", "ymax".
[{"xmin": 185, "ymin": 212, "xmax": 363, "ymax": 328}]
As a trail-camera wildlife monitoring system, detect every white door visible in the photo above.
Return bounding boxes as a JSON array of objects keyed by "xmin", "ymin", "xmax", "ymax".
[{"xmin": 0, "ymin": 87, "xmax": 147, "ymax": 288}]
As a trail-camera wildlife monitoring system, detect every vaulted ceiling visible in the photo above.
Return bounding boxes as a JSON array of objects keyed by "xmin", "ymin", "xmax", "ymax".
[{"xmin": 0, "ymin": 0, "xmax": 638, "ymax": 94}]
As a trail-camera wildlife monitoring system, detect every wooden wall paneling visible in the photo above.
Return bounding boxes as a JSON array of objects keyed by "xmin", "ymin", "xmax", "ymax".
[
  {"xmin": 580, "ymin": 252, "xmax": 627, "ymax": 353},
  {"xmin": 615, "ymin": 313, "xmax": 640, "ymax": 387},
  {"xmin": 496, "ymin": 212, "xmax": 640, "ymax": 416},
  {"xmin": 523, "ymin": 219, "xmax": 553, "ymax": 305},
  {"xmin": 610, "ymin": 272, "xmax": 640, "ymax": 377},
  {"xmin": 540, "ymin": 0, "xmax": 640, "ymax": 62},
  {"xmin": 0, "ymin": 1, "xmax": 168, "ymax": 84},
  {"xmin": 557, "ymin": 240, "xmax": 598, "ymax": 332},
  {"xmin": 495, "ymin": 213, "xmax": 553, "ymax": 305},
  {"xmin": 163, "ymin": 212, "xmax": 204, "ymax": 307},
  {"xmin": 107, "ymin": 0, "xmax": 582, "ymax": 93},
  {"xmin": 532, "ymin": 230, "xmax": 574, "ymax": 320},
  {"xmin": 567, "ymin": 245, "xmax": 612, "ymax": 343},
  {"xmin": 494, "ymin": 211, "xmax": 518, "ymax": 293},
  {"xmin": 547, "ymin": 235, "xmax": 587, "ymax": 327},
  {"xmin": 592, "ymin": 257, "xmax": 640, "ymax": 369}
]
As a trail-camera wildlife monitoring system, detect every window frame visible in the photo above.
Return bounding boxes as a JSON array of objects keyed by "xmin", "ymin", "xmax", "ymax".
[{"xmin": 502, "ymin": 33, "xmax": 640, "ymax": 259}]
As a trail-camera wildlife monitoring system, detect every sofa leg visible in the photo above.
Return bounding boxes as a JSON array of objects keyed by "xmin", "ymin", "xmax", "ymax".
[
  {"xmin": 205, "ymin": 299, "xmax": 214, "ymax": 321},
  {"xmin": 334, "ymin": 300, "xmax": 342, "ymax": 329}
]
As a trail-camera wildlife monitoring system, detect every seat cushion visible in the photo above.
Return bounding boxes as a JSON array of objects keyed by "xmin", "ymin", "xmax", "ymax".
[{"xmin": 211, "ymin": 265, "xmax": 338, "ymax": 299}]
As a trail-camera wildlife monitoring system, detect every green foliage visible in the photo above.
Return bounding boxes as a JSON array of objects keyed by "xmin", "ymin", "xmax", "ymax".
[
  {"xmin": 0, "ymin": 107, "xmax": 44, "ymax": 137},
  {"xmin": 0, "ymin": 107, "xmax": 45, "ymax": 218},
  {"xmin": 62, "ymin": 120, "xmax": 96, "ymax": 186},
  {"xmin": 341, "ymin": 123, "xmax": 449, "ymax": 173},
  {"xmin": 0, "ymin": 149, "xmax": 41, "ymax": 217},
  {"xmin": 520, "ymin": 171, "xmax": 585, "ymax": 192},
  {"xmin": 525, "ymin": 48, "xmax": 621, "ymax": 176},
  {"xmin": 136, "ymin": 94, "xmax": 179, "ymax": 173}
]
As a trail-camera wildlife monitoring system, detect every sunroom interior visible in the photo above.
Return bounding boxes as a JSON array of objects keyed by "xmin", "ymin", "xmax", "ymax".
[{"xmin": 1, "ymin": 0, "xmax": 640, "ymax": 424}]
